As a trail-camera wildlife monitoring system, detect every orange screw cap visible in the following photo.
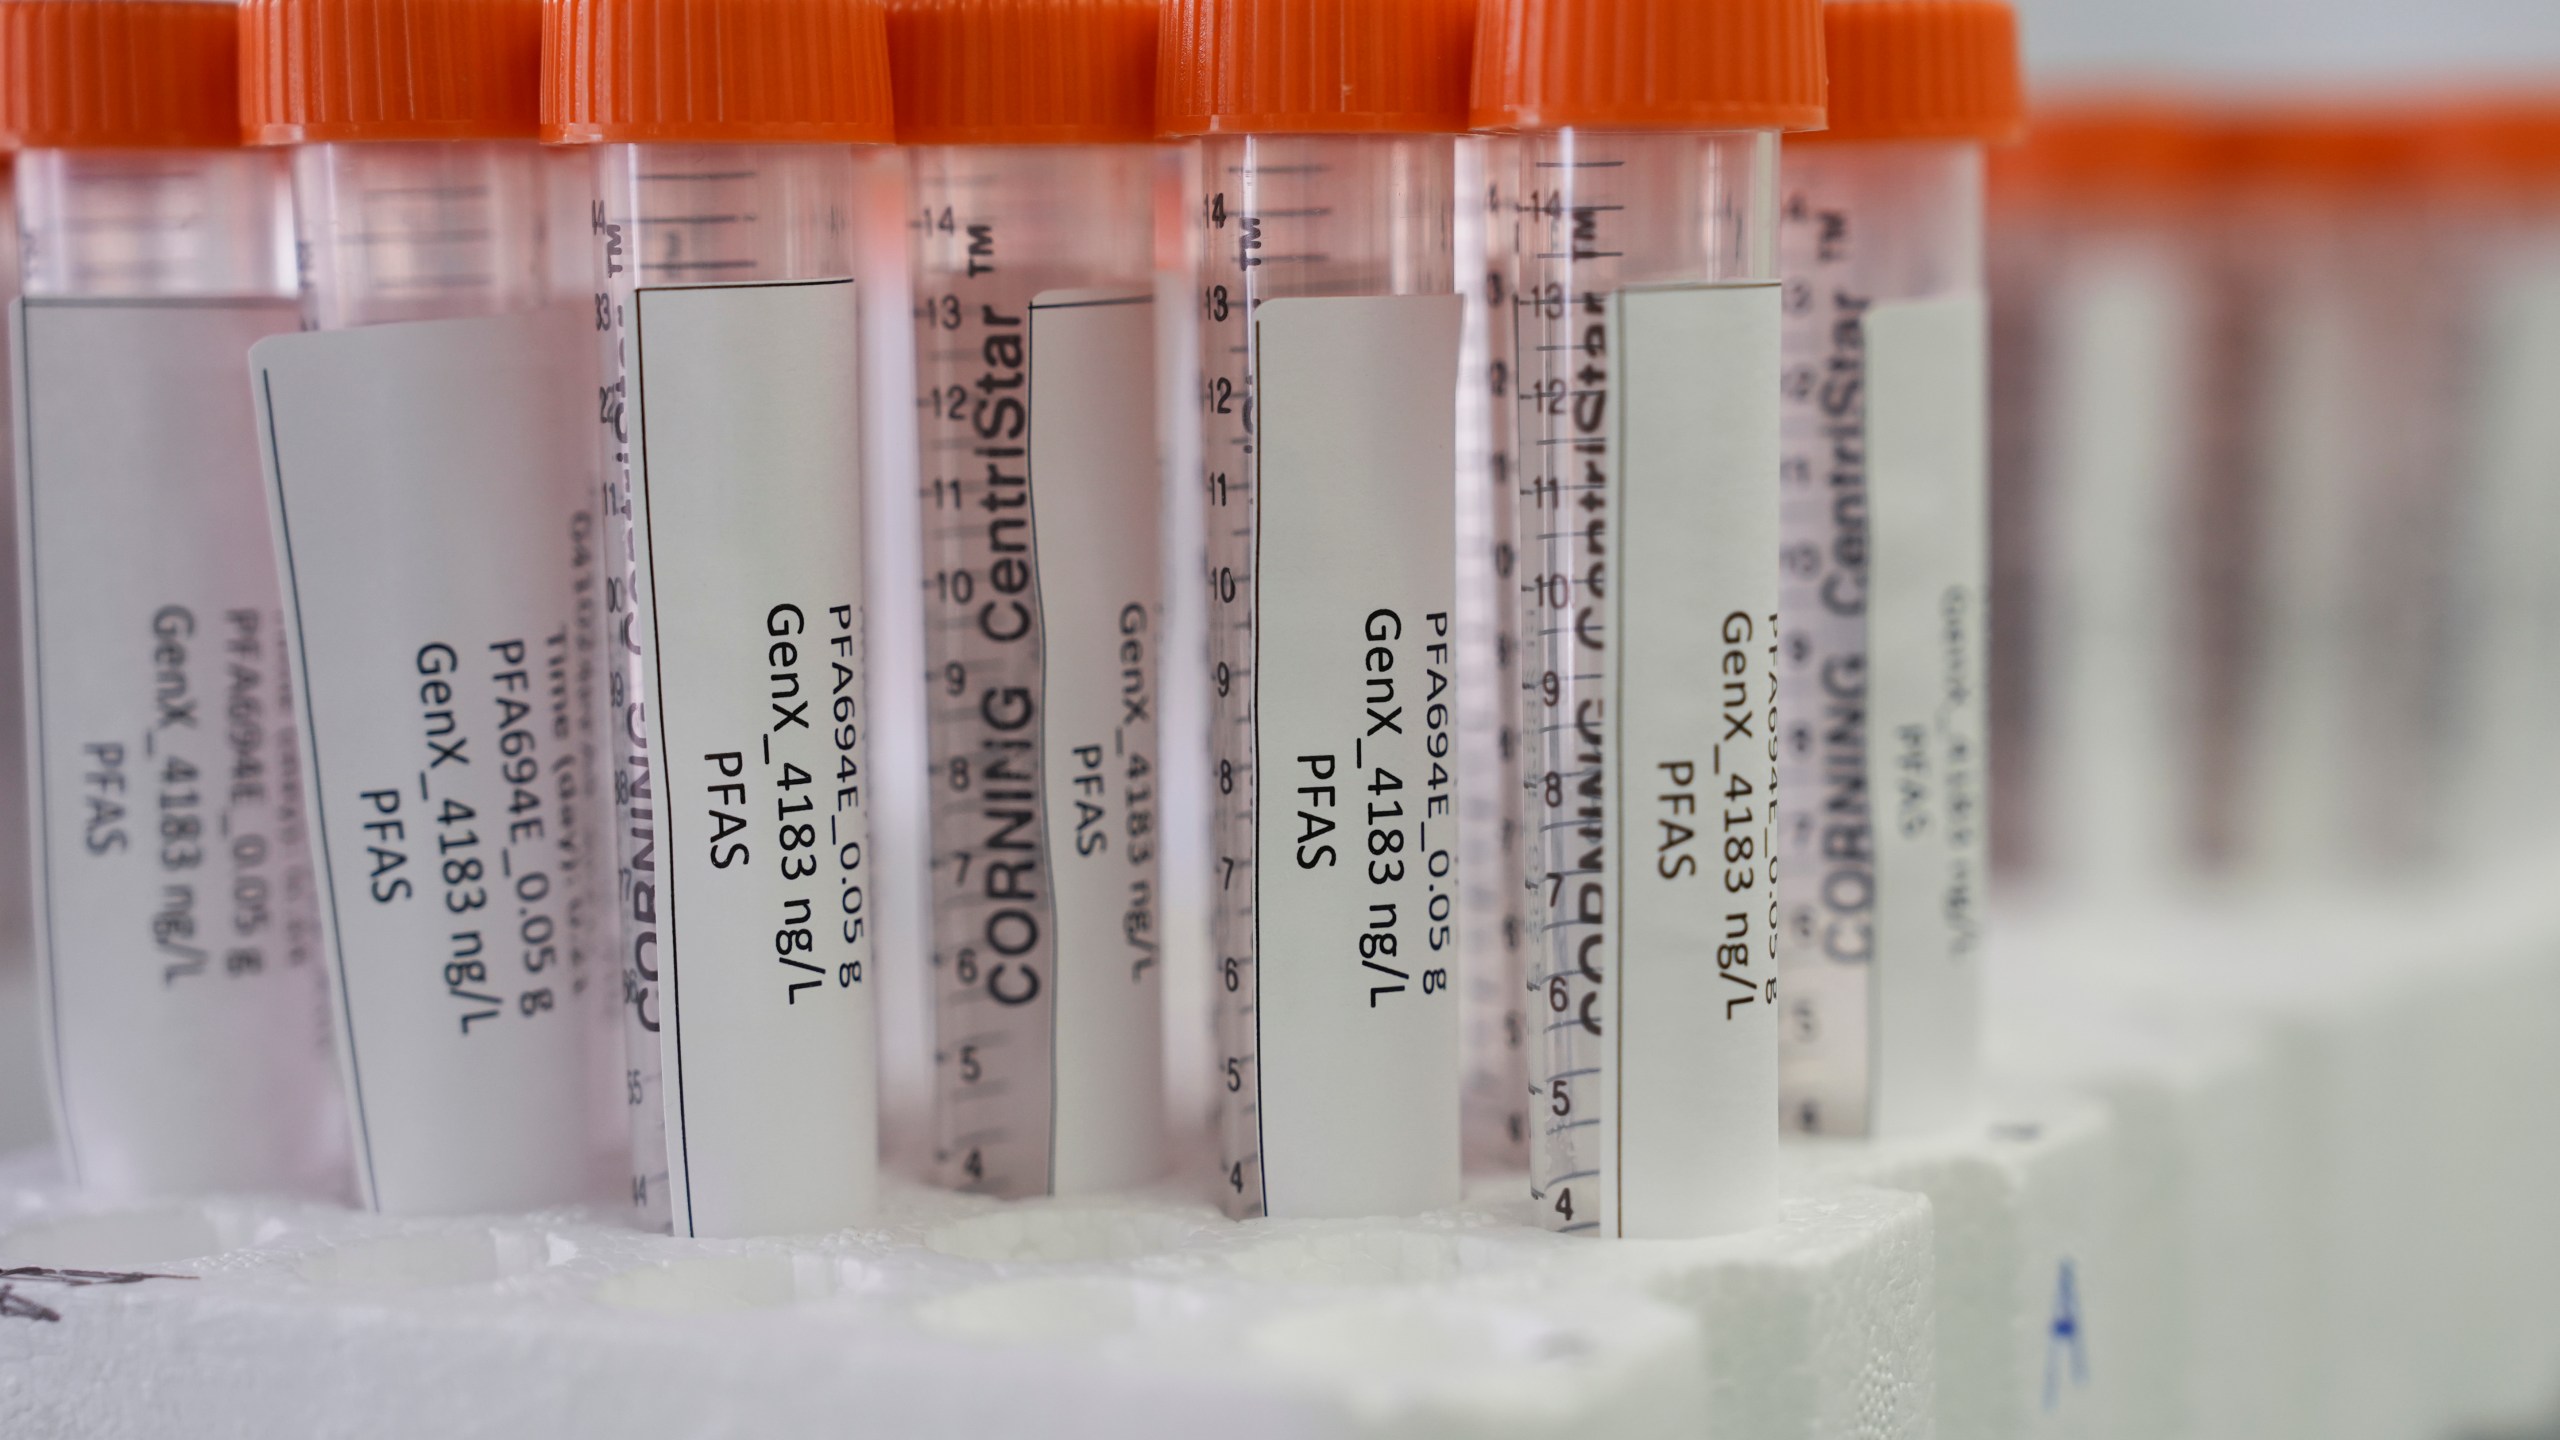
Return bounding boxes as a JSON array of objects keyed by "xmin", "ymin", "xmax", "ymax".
[
  {"xmin": 242, "ymin": 0, "xmax": 543, "ymax": 144},
  {"xmin": 1470, "ymin": 0, "xmax": 1826, "ymax": 134},
  {"xmin": 2208, "ymin": 103, "xmax": 2429, "ymax": 199},
  {"xmin": 1809, "ymin": 0, "xmax": 2020, "ymax": 145},
  {"xmin": 1987, "ymin": 96, "xmax": 2213, "ymax": 213},
  {"xmin": 0, "ymin": 0, "xmax": 244, "ymax": 149},
  {"xmin": 2422, "ymin": 94, "xmax": 2560, "ymax": 196},
  {"xmin": 543, "ymin": 0, "xmax": 894, "ymax": 145},
  {"xmin": 1157, "ymin": 0, "xmax": 1477, "ymax": 138},
  {"xmin": 889, "ymin": 0, "xmax": 1155, "ymax": 146}
]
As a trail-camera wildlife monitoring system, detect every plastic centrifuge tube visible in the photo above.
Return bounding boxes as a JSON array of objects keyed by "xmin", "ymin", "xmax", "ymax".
[
  {"xmin": 1773, "ymin": 0, "xmax": 2021, "ymax": 1139},
  {"xmin": 1476, "ymin": 0, "xmax": 1820, "ymax": 1238},
  {"xmin": 2433, "ymin": 103, "xmax": 2560, "ymax": 854},
  {"xmin": 2220, "ymin": 112, "xmax": 2446, "ymax": 879},
  {"xmin": 0, "ymin": 0, "xmax": 343, "ymax": 1199},
  {"xmin": 1988, "ymin": 102, "xmax": 2212, "ymax": 894},
  {"xmin": 550, "ymin": 0, "xmax": 889, "ymax": 1239},
  {"xmin": 241, "ymin": 0, "xmax": 610, "ymax": 1213},
  {"xmin": 888, "ymin": 0, "xmax": 1166, "ymax": 1198},
  {"xmin": 1163, "ymin": 0, "xmax": 1475, "ymax": 1221}
]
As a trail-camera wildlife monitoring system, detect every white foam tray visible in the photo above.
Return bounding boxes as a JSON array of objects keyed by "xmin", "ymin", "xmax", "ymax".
[
  {"xmin": 0, "ymin": 1157, "xmax": 1932, "ymax": 1440},
  {"xmin": 8, "ymin": 865, "xmax": 2560, "ymax": 1440}
]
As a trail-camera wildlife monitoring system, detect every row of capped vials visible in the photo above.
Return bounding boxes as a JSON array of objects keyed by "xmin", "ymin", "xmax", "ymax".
[
  {"xmin": 1989, "ymin": 95, "xmax": 2560, "ymax": 897},
  {"xmin": 0, "ymin": 0, "xmax": 2018, "ymax": 1240}
]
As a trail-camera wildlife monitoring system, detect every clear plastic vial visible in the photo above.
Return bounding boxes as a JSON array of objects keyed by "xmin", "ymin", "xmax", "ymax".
[
  {"xmin": 1, "ymin": 0, "xmax": 340, "ymax": 1197},
  {"xmin": 554, "ymin": 0, "xmax": 890, "ymax": 1238},
  {"xmin": 592, "ymin": 141, "xmax": 867, "ymax": 1236},
  {"xmin": 1477, "ymin": 0, "xmax": 1821, "ymax": 1237},
  {"xmin": 242, "ymin": 0, "xmax": 610, "ymax": 1212},
  {"xmin": 1505, "ymin": 128, "xmax": 1781, "ymax": 1234},
  {"xmin": 2217, "ymin": 114, "xmax": 2449, "ymax": 881},
  {"xmin": 1774, "ymin": 142, "xmax": 1988, "ymax": 1137},
  {"xmin": 1984, "ymin": 103, "xmax": 2213, "ymax": 893},
  {"xmin": 2440, "ymin": 106, "xmax": 2560, "ymax": 853},
  {"xmin": 891, "ymin": 0, "xmax": 1167, "ymax": 1199},
  {"xmin": 1164, "ymin": 0, "xmax": 1475, "ymax": 1220},
  {"xmin": 1772, "ymin": 0, "xmax": 2019, "ymax": 1140}
]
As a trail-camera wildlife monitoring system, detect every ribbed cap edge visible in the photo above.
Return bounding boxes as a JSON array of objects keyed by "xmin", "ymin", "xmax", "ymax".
[
  {"xmin": 1158, "ymin": 0, "xmax": 1476, "ymax": 138},
  {"xmin": 0, "ymin": 0, "xmax": 243, "ymax": 149},
  {"xmin": 1470, "ymin": 0, "xmax": 1826, "ymax": 134},
  {"xmin": 542, "ymin": 0, "xmax": 894, "ymax": 145},
  {"xmin": 243, "ymin": 0, "xmax": 543, "ymax": 144}
]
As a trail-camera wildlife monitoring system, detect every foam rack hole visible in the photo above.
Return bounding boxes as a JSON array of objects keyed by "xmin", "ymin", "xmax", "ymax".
[
  {"xmin": 0, "ymin": 1205, "xmax": 235, "ymax": 1270},
  {"xmin": 593, "ymin": 1253, "xmax": 838, "ymax": 1313},
  {"xmin": 1226, "ymin": 1228, "xmax": 1464, "ymax": 1286},
  {"xmin": 915, "ymin": 1276, "xmax": 1149, "ymax": 1345},
  {"xmin": 298, "ymin": 1229, "xmax": 550, "ymax": 1291},
  {"xmin": 924, "ymin": 1206, "xmax": 1203, "ymax": 1265}
]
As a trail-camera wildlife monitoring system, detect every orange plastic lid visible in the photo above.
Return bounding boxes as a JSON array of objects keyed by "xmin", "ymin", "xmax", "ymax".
[
  {"xmin": 1988, "ymin": 95, "xmax": 2213, "ymax": 211},
  {"xmin": 1157, "ymin": 0, "xmax": 1476, "ymax": 137},
  {"xmin": 1804, "ymin": 0, "xmax": 2020, "ymax": 145},
  {"xmin": 889, "ymin": 0, "xmax": 1154, "ymax": 145},
  {"xmin": 2423, "ymin": 94, "xmax": 2560, "ymax": 193},
  {"xmin": 242, "ymin": 0, "xmax": 542, "ymax": 144},
  {"xmin": 0, "ymin": 0, "xmax": 244, "ymax": 149},
  {"xmin": 1471, "ymin": 0, "xmax": 1825, "ymax": 134},
  {"xmin": 543, "ymin": 0, "xmax": 894, "ymax": 144},
  {"xmin": 2206, "ymin": 102, "xmax": 2429, "ymax": 198}
]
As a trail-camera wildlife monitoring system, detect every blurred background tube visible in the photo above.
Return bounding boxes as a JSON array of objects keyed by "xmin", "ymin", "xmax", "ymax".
[
  {"xmin": 1987, "ymin": 101, "xmax": 2214, "ymax": 896},
  {"xmin": 243, "ymin": 0, "xmax": 614, "ymax": 1214},
  {"xmin": 0, "ymin": 0, "xmax": 341, "ymax": 1196},
  {"xmin": 1989, "ymin": 89, "xmax": 2560, "ymax": 901},
  {"xmin": 2433, "ymin": 102, "xmax": 2560, "ymax": 859},
  {"xmin": 1776, "ymin": 0, "xmax": 2023, "ymax": 1140},
  {"xmin": 887, "ymin": 0, "xmax": 1168, "ymax": 1199}
]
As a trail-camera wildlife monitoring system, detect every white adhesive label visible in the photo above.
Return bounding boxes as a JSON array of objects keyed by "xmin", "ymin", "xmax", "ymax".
[
  {"xmin": 256, "ymin": 306, "xmax": 605, "ymax": 1214},
  {"xmin": 1606, "ymin": 284, "xmax": 1780, "ymax": 1237},
  {"xmin": 627, "ymin": 278, "xmax": 874, "ymax": 1238},
  {"xmin": 1028, "ymin": 290, "xmax": 1164, "ymax": 1193},
  {"xmin": 1251, "ymin": 294, "xmax": 1461, "ymax": 1220},
  {"xmin": 15, "ymin": 297, "xmax": 342, "ymax": 1197},
  {"xmin": 1778, "ymin": 278, "xmax": 1992, "ymax": 1140},
  {"xmin": 1862, "ymin": 295, "xmax": 1988, "ymax": 1136}
]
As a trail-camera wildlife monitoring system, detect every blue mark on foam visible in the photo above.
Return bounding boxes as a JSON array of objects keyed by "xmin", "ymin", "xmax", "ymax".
[{"xmin": 2044, "ymin": 1256, "xmax": 2088, "ymax": 1410}]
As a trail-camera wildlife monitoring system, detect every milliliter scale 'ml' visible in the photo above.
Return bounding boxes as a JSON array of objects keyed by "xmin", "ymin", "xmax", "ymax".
[
  {"xmin": 1167, "ymin": 0, "xmax": 1472, "ymax": 1222},
  {"xmin": 1478, "ymin": 0, "xmax": 1822, "ymax": 1239}
]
